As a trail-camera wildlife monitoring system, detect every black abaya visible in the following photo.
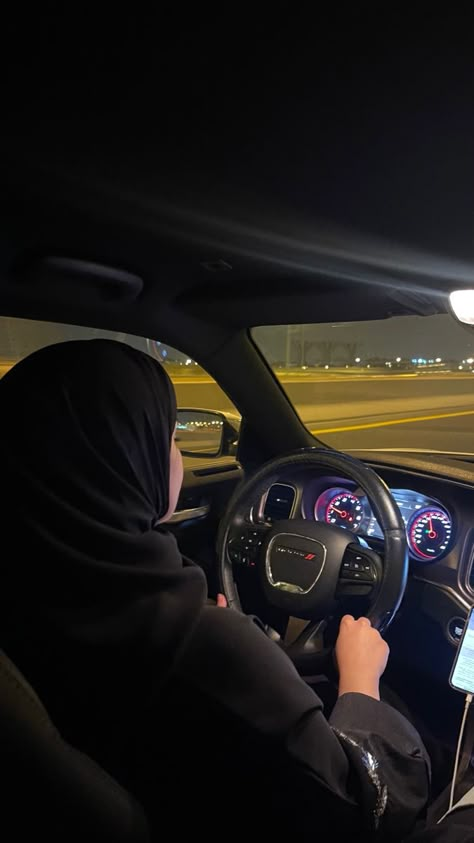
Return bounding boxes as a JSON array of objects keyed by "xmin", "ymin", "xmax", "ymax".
[{"xmin": 0, "ymin": 340, "xmax": 431, "ymax": 840}]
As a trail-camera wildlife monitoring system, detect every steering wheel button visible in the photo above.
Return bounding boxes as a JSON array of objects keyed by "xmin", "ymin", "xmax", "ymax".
[{"xmin": 354, "ymin": 570, "xmax": 373, "ymax": 582}]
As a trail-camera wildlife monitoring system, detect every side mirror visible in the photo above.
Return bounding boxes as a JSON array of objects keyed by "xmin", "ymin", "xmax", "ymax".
[{"xmin": 176, "ymin": 409, "xmax": 240, "ymax": 458}]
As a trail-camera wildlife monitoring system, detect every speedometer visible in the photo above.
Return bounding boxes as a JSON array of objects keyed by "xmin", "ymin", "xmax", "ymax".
[{"xmin": 407, "ymin": 508, "xmax": 453, "ymax": 561}]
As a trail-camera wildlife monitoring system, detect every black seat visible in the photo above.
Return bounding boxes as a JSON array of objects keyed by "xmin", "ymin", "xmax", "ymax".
[{"xmin": 0, "ymin": 648, "xmax": 150, "ymax": 841}]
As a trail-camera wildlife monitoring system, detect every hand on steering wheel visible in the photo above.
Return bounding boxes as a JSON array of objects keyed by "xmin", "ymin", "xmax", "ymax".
[{"xmin": 217, "ymin": 449, "xmax": 407, "ymax": 675}]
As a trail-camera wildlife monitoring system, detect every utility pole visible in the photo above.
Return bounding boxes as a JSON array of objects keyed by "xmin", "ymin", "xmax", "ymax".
[{"xmin": 285, "ymin": 325, "xmax": 292, "ymax": 367}]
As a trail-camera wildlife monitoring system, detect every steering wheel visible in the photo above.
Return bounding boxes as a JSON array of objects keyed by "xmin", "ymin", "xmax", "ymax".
[{"xmin": 217, "ymin": 449, "xmax": 408, "ymax": 673}]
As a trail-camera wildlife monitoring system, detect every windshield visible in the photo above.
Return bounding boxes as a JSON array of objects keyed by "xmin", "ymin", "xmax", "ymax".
[{"xmin": 253, "ymin": 314, "xmax": 474, "ymax": 455}]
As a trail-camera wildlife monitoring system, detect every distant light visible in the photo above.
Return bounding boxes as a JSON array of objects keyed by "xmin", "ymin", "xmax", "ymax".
[
  {"xmin": 436, "ymin": 357, "xmax": 442, "ymax": 363},
  {"xmin": 161, "ymin": 349, "xmax": 168, "ymax": 358},
  {"xmin": 324, "ymin": 364, "xmax": 329, "ymax": 369},
  {"xmin": 185, "ymin": 358, "xmax": 192, "ymax": 365},
  {"xmin": 355, "ymin": 357, "xmax": 361, "ymax": 363},
  {"xmin": 418, "ymin": 358, "xmax": 423, "ymax": 364},
  {"xmin": 450, "ymin": 290, "xmax": 474, "ymax": 325},
  {"xmin": 396, "ymin": 357, "xmax": 401, "ymax": 363},
  {"xmin": 459, "ymin": 365, "xmax": 464, "ymax": 370},
  {"xmin": 468, "ymin": 358, "xmax": 474, "ymax": 364},
  {"xmin": 302, "ymin": 365, "xmax": 308, "ymax": 370},
  {"xmin": 367, "ymin": 364, "xmax": 371, "ymax": 368},
  {"xmin": 411, "ymin": 358, "xmax": 417, "ymax": 364}
]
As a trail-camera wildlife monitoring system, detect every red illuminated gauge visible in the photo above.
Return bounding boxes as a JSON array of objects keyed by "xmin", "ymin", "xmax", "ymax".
[
  {"xmin": 315, "ymin": 488, "xmax": 365, "ymax": 533},
  {"xmin": 408, "ymin": 508, "xmax": 453, "ymax": 561}
]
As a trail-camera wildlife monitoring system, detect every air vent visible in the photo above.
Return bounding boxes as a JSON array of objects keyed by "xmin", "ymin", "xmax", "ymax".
[
  {"xmin": 467, "ymin": 539, "xmax": 474, "ymax": 592},
  {"xmin": 263, "ymin": 484, "xmax": 296, "ymax": 523},
  {"xmin": 469, "ymin": 555, "xmax": 474, "ymax": 593}
]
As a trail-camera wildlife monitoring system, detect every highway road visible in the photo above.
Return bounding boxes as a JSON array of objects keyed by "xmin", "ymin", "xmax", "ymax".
[
  {"xmin": 2, "ymin": 357, "xmax": 473, "ymax": 453},
  {"xmin": 173, "ymin": 373, "xmax": 474, "ymax": 454}
]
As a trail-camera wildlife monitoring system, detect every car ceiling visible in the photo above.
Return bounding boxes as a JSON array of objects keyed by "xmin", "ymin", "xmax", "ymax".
[{"xmin": 1, "ymin": 12, "xmax": 474, "ymax": 355}]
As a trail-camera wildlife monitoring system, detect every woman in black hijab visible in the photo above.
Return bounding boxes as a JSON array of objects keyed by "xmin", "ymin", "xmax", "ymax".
[{"xmin": 0, "ymin": 339, "xmax": 432, "ymax": 841}]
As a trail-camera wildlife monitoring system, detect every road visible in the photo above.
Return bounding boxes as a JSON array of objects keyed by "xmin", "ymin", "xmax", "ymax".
[
  {"xmin": 173, "ymin": 373, "xmax": 474, "ymax": 454},
  {"xmin": 2, "ymin": 358, "xmax": 473, "ymax": 453}
]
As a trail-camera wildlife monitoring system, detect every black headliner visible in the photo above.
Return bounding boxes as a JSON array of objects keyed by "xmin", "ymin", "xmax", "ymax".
[{"xmin": 1, "ymin": 13, "xmax": 474, "ymax": 351}]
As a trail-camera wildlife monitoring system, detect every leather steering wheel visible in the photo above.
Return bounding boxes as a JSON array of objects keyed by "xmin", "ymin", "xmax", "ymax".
[{"xmin": 218, "ymin": 449, "xmax": 408, "ymax": 672}]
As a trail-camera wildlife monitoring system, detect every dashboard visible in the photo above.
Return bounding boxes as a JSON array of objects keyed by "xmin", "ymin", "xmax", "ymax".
[
  {"xmin": 311, "ymin": 485, "xmax": 453, "ymax": 562},
  {"xmin": 252, "ymin": 451, "xmax": 474, "ymax": 689},
  {"xmin": 262, "ymin": 476, "xmax": 455, "ymax": 563}
]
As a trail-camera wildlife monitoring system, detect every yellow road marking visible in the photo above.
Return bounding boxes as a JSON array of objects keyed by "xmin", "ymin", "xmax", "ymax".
[{"xmin": 311, "ymin": 408, "xmax": 474, "ymax": 435}]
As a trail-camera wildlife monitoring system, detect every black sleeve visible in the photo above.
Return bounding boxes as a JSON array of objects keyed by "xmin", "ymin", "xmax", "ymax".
[
  {"xmin": 176, "ymin": 606, "xmax": 430, "ymax": 841},
  {"xmin": 404, "ymin": 806, "xmax": 474, "ymax": 842}
]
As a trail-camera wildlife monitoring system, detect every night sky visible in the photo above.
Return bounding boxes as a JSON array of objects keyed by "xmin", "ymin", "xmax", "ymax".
[{"xmin": 255, "ymin": 314, "xmax": 474, "ymax": 365}]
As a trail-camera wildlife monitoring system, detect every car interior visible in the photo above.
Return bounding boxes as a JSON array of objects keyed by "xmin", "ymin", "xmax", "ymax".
[{"xmin": 2, "ymin": 14, "xmax": 474, "ymax": 839}]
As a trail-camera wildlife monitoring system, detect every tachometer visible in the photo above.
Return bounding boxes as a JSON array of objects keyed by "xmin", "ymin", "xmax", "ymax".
[
  {"xmin": 315, "ymin": 488, "xmax": 365, "ymax": 533},
  {"xmin": 407, "ymin": 508, "xmax": 453, "ymax": 561}
]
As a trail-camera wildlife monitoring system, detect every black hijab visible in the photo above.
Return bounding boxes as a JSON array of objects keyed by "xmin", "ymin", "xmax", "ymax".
[{"xmin": 0, "ymin": 340, "xmax": 207, "ymax": 743}]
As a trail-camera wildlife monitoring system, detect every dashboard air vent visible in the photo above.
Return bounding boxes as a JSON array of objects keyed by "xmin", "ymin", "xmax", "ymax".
[
  {"xmin": 263, "ymin": 484, "xmax": 296, "ymax": 523},
  {"xmin": 469, "ymin": 556, "xmax": 474, "ymax": 592}
]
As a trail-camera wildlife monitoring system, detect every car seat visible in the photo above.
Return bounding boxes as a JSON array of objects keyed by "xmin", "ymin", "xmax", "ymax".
[{"xmin": 0, "ymin": 647, "xmax": 150, "ymax": 841}]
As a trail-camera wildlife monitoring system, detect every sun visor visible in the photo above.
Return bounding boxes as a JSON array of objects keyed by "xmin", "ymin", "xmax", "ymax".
[
  {"xmin": 13, "ymin": 255, "xmax": 144, "ymax": 305},
  {"xmin": 386, "ymin": 288, "xmax": 441, "ymax": 317}
]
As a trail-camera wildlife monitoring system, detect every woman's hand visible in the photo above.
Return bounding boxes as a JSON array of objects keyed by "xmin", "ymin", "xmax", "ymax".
[
  {"xmin": 335, "ymin": 615, "xmax": 389, "ymax": 701},
  {"xmin": 207, "ymin": 593, "xmax": 228, "ymax": 608}
]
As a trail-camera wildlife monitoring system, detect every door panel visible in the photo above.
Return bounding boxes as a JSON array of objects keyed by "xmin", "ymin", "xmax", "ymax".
[{"xmin": 169, "ymin": 457, "xmax": 243, "ymax": 594}]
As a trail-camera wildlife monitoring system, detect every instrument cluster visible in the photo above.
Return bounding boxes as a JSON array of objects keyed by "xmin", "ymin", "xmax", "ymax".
[{"xmin": 313, "ymin": 485, "xmax": 453, "ymax": 562}]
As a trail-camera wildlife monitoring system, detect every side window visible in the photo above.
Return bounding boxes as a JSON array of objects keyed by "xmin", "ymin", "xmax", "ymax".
[{"xmin": 0, "ymin": 316, "xmax": 239, "ymax": 459}]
